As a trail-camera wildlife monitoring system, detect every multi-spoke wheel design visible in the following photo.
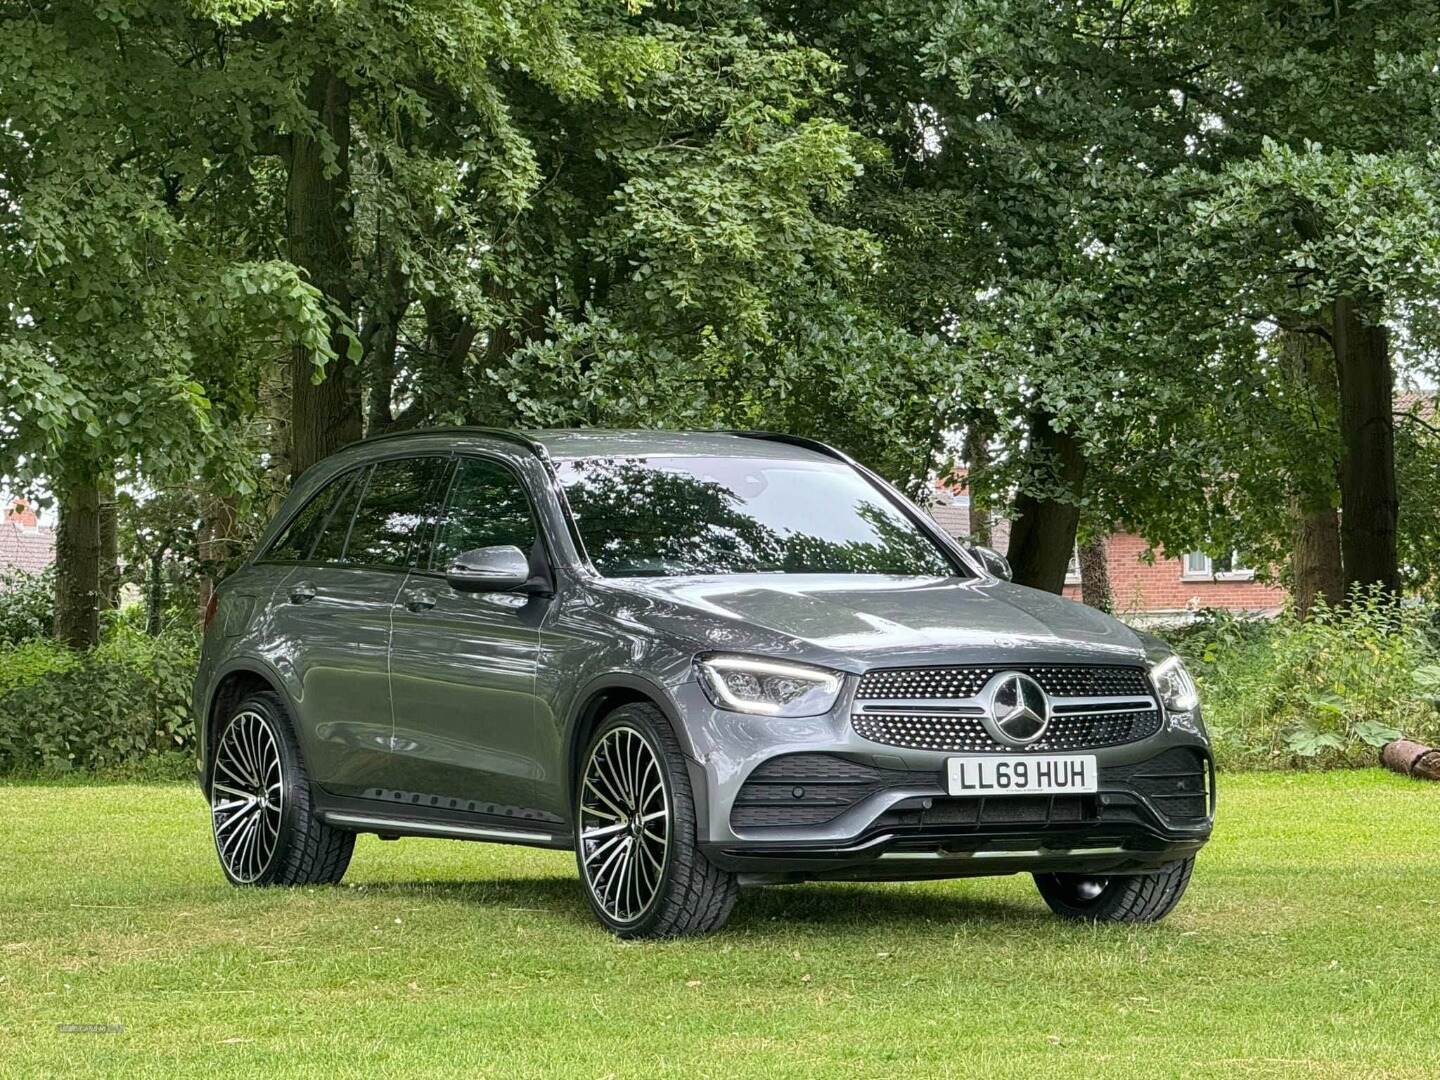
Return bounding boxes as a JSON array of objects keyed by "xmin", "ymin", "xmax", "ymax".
[
  {"xmin": 211, "ymin": 709, "xmax": 284, "ymax": 884},
  {"xmin": 579, "ymin": 725, "xmax": 670, "ymax": 925}
]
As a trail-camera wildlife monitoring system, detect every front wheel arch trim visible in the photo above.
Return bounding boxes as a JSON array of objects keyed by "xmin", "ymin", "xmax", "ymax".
[{"xmin": 563, "ymin": 672, "xmax": 709, "ymax": 839}]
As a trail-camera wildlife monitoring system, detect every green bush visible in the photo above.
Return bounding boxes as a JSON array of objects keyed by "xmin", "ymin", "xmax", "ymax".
[
  {"xmin": 0, "ymin": 566, "xmax": 54, "ymax": 644},
  {"xmin": 1174, "ymin": 589, "xmax": 1440, "ymax": 769},
  {"xmin": 0, "ymin": 626, "xmax": 198, "ymax": 774}
]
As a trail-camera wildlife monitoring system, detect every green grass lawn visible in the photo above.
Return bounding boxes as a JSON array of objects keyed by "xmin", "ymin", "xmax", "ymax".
[{"xmin": 1, "ymin": 771, "xmax": 1437, "ymax": 1079}]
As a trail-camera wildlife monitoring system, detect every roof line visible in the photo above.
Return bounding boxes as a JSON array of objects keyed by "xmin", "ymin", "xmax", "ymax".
[
  {"xmin": 351, "ymin": 425, "xmax": 550, "ymax": 459},
  {"xmin": 723, "ymin": 430, "xmax": 850, "ymax": 463}
]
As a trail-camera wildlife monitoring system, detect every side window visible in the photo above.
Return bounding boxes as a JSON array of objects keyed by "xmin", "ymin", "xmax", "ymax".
[
  {"xmin": 265, "ymin": 472, "xmax": 352, "ymax": 562},
  {"xmin": 431, "ymin": 457, "xmax": 538, "ymax": 569},
  {"xmin": 343, "ymin": 456, "xmax": 449, "ymax": 569},
  {"xmin": 310, "ymin": 467, "xmax": 368, "ymax": 564}
]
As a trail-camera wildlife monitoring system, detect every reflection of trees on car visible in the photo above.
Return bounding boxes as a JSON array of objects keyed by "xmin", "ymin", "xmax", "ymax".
[{"xmin": 559, "ymin": 458, "xmax": 954, "ymax": 578}]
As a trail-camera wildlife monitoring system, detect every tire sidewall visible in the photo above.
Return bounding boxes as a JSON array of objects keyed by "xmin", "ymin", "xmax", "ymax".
[
  {"xmin": 211, "ymin": 693, "xmax": 305, "ymax": 887},
  {"xmin": 574, "ymin": 709, "xmax": 678, "ymax": 936}
]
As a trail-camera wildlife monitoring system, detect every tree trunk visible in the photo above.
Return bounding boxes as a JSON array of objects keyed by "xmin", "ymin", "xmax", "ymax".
[
  {"xmin": 97, "ymin": 473, "xmax": 119, "ymax": 611},
  {"xmin": 363, "ymin": 254, "xmax": 407, "ymax": 434},
  {"xmin": 259, "ymin": 360, "xmax": 291, "ymax": 516},
  {"xmin": 964, "ymin": 420, "xmax": 994, "ymax": 549},
  {"xmin": 146, "ymin": 548, "xmax": 165, "ymax": 637},
  {"xmin": 1332, "ymin": 295, "xmax": 1398, "ymax": 596},
  {"xmin": 1292, "ymin": 503, "xmax": 1343, "ymax": 618},
  {"xmin": 1078, "ymin": 532, "xmax": 1112, "ymax": 613},
  {"xmin": 54, "ymin": 471, "xmax": 102, "ymax": 649},
  {"xmin": 198, "ymin": 495, "xmax": 239, "ymax": 627},
  {"xmin": 1281, "ymin": 327, "xmax": 1344, "ymax": 617},
  {"xmin": 287, "ymin": 69, "xmax": 362, "ymax": 480},
  {"xmin": 1007, "ymin": 412, "xmax": 1087, "ymax": 594}
]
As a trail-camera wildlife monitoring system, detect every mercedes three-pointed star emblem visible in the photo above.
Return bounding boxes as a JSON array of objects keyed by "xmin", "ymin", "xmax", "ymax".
[{"xmin": 979, "ymin": 671, "xmax": 1051, "ymax": 745}]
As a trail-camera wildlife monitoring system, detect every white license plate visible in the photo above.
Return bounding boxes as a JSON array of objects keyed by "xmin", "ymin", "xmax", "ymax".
[{"xmin": 946, "ymin": 754, "xmax": 1097, "ymax": 796}]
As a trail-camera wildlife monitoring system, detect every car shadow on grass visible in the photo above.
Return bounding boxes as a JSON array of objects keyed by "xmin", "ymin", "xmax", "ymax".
[{"xmin": 353, "ymin": 875, "xmax": 1044, "ymax": 934}]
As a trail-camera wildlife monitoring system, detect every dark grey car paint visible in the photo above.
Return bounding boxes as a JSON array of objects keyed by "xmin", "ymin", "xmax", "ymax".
[{"xmin": 195, "ymin": 428, "xmax": 1211, "ymax": 876}]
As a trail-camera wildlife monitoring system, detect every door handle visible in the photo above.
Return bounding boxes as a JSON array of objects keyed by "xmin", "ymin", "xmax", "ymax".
[
  {"xmin": 405, "ymin": 589, "xmax": 437, "ymax": 613},
  {"xmin": 289, "ymin": 582, "xmax": 317, "ymax": 605}
]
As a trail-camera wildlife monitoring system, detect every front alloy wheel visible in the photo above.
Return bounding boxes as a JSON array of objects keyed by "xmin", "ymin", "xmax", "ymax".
[
  {"xmin": 578, "ymin": 725, "xmax": 670, "ymax": 924},
  {"xmin": 575, "ymin": 705, "xmax": 738, "ymax": 938}
]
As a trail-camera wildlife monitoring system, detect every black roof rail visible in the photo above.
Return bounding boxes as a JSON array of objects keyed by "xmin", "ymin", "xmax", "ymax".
[
  {"xmin": 724, "ymin": 430, "xmax": 852, "ymax": 463},
  {"xmin": 350, "ymin": 425, "xmax": 551, "ymax": 460}
]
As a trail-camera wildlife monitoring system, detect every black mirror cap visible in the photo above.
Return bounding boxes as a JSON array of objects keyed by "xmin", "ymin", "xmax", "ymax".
[
  {"xmin": 966, "ymin": 544, "xmax": 1013, "ymax": 581},
  {"xmin": 446, "ymin": 545, "xmax": 534, "ymax": 593}
]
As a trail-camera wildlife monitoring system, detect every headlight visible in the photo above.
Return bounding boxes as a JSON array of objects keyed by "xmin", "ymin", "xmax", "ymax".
[
  {"xmin": 696, "ymin": 655, "xmax": 843, "ymax": 717},
  {"xmin": 1150, "ymin": 654, "xmax": 1201, "ymax": 732}
]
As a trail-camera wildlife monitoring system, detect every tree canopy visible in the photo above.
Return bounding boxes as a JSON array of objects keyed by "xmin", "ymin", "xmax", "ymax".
[{"xmin": 3, "ymin": 0, "xmax": 1439, "ymax": 644}]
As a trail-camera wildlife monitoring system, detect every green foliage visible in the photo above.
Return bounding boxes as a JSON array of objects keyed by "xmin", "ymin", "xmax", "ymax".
[
  {"xmin": 1173, "ymin": 590, "xmax": 1440, "ymax": 769},
  {"xmin": 0, "ymin": 566, "xmax": 55, "ymax": 644},
  {"xmin": 0, "ymin": 635, "xmax": 73, "ymax": 694},
  {"xmin": 0, "ymin": 626, "xmax": 198, "ymax": 773}
]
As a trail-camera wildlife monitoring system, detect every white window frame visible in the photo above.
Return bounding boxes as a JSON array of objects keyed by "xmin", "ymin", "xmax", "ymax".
[
  {"xmin": 1181, "ymin": 550, "xmax": 1255, "ymax": 582},
  {"xmin": 1064, "ymin": 543, "xmax": 1082, "ymax": 585}
]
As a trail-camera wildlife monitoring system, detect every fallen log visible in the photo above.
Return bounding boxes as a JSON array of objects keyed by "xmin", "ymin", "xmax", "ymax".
[{"xmin": 1380, "ymin": 739, "xmax": 1440, "ymax": 782}]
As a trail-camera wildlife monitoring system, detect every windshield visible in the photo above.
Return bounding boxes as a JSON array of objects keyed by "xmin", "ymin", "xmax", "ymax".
[{"xmin": 554, "ymin": 454, "xmax": 960, "ymax": 578}]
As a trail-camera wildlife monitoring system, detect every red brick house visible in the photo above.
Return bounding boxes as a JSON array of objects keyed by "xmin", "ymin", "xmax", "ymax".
[
  {"xmin": 928, "ymin": 485, "xmax": 1285, "ymax": 620},
  {"xmin": 0, "ymin": 499, "xmax": 56, "ymax": 578}
]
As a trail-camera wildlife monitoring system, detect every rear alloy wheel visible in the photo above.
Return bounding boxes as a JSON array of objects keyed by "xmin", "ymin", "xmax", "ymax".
[
  {"xmin": 209, "ymin": 691, "xmax": 354, "ymax": 887},
  {"xmin": 211, "ymin": 708, "xmax": 285, "ymax": 882},
  {"xmin": 576, "ymin": 704, "xmax": 737, "ymax": 938},
  {"xmin": 1033, "ymin": 857, "xmax": 1195, "ymax": 923}
]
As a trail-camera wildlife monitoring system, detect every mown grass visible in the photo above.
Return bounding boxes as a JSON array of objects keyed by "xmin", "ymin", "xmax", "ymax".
[{"xmin": 1, "ymin": 771, "xmax": 1437, "ymax": 1079}]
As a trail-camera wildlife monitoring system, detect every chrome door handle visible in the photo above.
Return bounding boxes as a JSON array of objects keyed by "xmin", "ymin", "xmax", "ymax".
[
  {"xmin": 289, "ymin": 582, "xmax": 317, "ymax": 604},
  {"xmin": 406, "ymin": 589, "xmax": 437, "ymax": 613}
]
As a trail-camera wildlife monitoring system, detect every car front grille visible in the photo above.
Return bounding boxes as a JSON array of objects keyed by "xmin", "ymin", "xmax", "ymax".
[{"xmin": 851, "ymin": 663, "xmax": 1161, "ymax": 753}]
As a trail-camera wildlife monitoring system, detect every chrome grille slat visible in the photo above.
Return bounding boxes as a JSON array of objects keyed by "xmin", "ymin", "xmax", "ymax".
[{"xmin": 851, "ymin": 663, "xmax": 1162, "ymax": 753}]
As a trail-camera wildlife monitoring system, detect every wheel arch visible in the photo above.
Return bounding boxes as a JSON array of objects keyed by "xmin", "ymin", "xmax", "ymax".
[
  {"xmin": 201, "ymin": 660, "xmax": 299, "ymax": 794},
  {"xmin": 564, "ymin": 672, "xmax": 710, "ymax": 836}
]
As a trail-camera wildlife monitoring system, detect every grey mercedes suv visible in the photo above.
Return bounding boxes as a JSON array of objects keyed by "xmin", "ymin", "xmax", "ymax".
[{"xmin": 194, "ymin": 428, "xmax": 1213, "ymax": 937}]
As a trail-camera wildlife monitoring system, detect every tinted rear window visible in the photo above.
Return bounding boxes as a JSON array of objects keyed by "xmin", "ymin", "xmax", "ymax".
[
  {"xmin": 343, "ymin": 456, "xmax": 449, "ymax": 569},
  {"xmin": 310, "ymin": 467, "xmax": 367, "ymax": 564},
  {"xmin": 265, "ymin": 471, "xmax": 353, "ymax": 562}
]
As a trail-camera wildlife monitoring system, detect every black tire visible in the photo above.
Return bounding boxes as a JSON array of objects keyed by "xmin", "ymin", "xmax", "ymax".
[
  {"xmin": 209, "ymin": 690, "xmax": 354, "ymax": 888},
  {"xmin": 1033, "ymin": 857, "xmax": 1195, "ymax": 923},
  {"xmin": 575, "ymin": 703, "xmax": 738, "ymax": 939}
]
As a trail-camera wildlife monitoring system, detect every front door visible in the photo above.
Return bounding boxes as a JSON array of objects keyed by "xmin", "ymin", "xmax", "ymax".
[{"xmin": 386, "ymin": 455, "xmax": 551, "ymax": 824}]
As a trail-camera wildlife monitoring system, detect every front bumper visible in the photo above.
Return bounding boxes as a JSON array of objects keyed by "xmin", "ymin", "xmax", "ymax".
[
  {"xmin": 674, "ymin": 679, "xmax": 1214, "ymax": 883},
  {"xmin": 702, "ymin": 804, "xmax": 1210, "ymax": 884}
]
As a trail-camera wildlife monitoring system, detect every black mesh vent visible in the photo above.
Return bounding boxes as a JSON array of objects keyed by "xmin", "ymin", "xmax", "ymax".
[
  {"xmin": 729, "ymin": 753, "xmax": 937, "ymax": 829},
  {"xmin": 874, "ymin": 794, "xmax": 1093, "ymax": 830},
  {"xmin": 856, "ymin": 664, "xmax": 1152, "ymax": 701},
  {"xmin": 1102, "ymin": 748, "xmax": 1210, "ymax": 823},
  {"xmin": 852, "ymin": 708, "xmax": 1163, "ymax": 753}
]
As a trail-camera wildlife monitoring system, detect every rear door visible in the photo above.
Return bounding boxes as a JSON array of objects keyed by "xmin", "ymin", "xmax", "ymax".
[
  {"xmin": 385, "ymin": 454, "xmax": 551, "ymax": 821},
  {"xmin": 268, "ymin": 454, "xmax": 449, "ymax": 797}
]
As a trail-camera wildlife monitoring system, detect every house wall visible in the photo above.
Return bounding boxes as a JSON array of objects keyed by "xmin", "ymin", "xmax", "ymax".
[{"xmin": 1060, "ymin": 533, "xmax": 1285, "ymax": 616}]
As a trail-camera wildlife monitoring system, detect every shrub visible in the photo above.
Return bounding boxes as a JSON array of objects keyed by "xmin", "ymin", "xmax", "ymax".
[
  {"xmin": 0, "ymin": 566, "xmax": 54, "ymax": 644},
  {"xmin": 1175, "ymin": 589, "xmax": 1440, "ymax": 769},
  {"xmin": 0, "ymin": 637, "xmax": 75, "ymax": 694},
  {"xmin": 0, "ymin": 626, "xmax": 198, "ymax": 773}
]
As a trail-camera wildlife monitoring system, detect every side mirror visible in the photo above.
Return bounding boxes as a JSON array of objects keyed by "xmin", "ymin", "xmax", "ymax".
[
  {"xmin": 446, "ymin": 545, "xmax": 532, "ymax": 593},
  {"xmin": 967, "ymin": 544, "xmax": 1012, "ymax": 581}
]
